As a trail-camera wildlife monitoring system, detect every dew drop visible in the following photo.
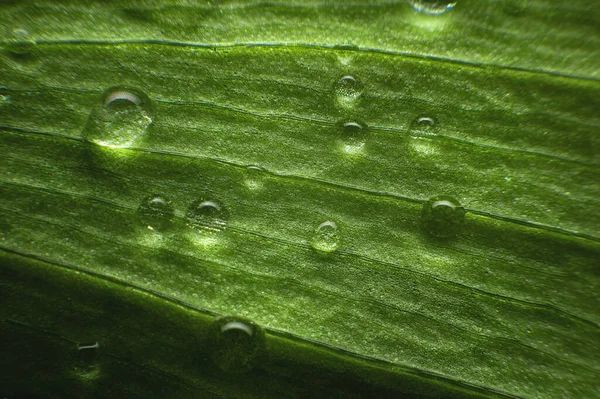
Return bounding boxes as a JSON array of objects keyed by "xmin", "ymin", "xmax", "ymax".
[
  {"xmin": 411, "ymin": 116, "xmax": 436, "ymax": 136},
  {"xmin": 244, "ymin": 166, "xmax": 265, "ymax": 191},
  {"xmin": 186, "ymin": 199, "xmax": 228, "ymax": 233},
  {"xmin": 312, "ymin": 221, "xmax": 340, "ymax": 253},
  {"xmin": 422, "ymin": 196, "xmax": 465, "ymax": 238},
  {"xmin": 409, "ymin": 0, "xmax": 456, "ymax": 14},
  {"xmin": 338, "ymin": 122, "xmax": 367, "ymax": 154},
  {"xmin": 6, "ymin": 28, "xmax": 36, "ymax": 55},
  {"xmin": 74, "ymin": 342, "xmax": 101, "ymax": 382},
  {"xmin": 334, "ymin": 75, "xmax": 362, "ymax": 107},
  {"xmin": 83, "ymin": 86, "xmax": 153, "ymax": 148},
  {"xmin": 137, "ymin": 195, "xmax": 174, "ymax": 231},
  {"xmin": 210, "ymin": 316, "xmax": 264, "ymax": 373}
]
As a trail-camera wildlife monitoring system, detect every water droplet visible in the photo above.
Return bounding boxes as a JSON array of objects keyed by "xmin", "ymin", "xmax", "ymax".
[
  {"xmin": 83, "ymin": 87, "xmax": 153, "ymax": 148},
  {"xmin": 338, "ymin": 122, "xmax": 367, "ymax": 154},
  {"xmin": 6, "ymin": 28, "xmax": 36, "ymax": 55},
  {"xmin": 210, "ymin": 316, "xmax": 264, "ymax": 373},
  {"xmin": 137, "ymin": 195, "xmax": 174, "ymax": 231},
  {"xmin": 334, "ymin": 75, "xmax": 362, "ymax": 107},
  {"xmin": 74, "ymin": 342, "xmax": 101, "ymax": 382},
  {"xmin": 422, "ymin": 196, "xmax": 465, "ymax": 238},
  {"xmin": 312, "ymin": 221, "xmax": 339, "ymax": 253},
  {"xmin": 244, "ymin": 166, "xmax": 265, "ymax": 191},
  {"xmin": 186, "ymin": 199, "xmax": 228, "ymax": 233},
  {"xmin": 411, "ymin": 116, "xmax": 437, "ymax": 135},
  {"xmin": 409, "ymin": 0, "xmax": 456, "ymax": 14}
]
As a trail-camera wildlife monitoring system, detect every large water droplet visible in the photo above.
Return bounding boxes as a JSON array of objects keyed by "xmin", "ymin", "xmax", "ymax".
[
  {"xmin": 409, "ymin": 0, "xmax": 456, "ymax": 14},
  {"xmin": 312, "ymin": 221, "xmax": 340, "ymax": 253},
  {"xmin": 74, "ymin": 342, "xmax": 101, "ymax": 382},
  {"xmin": 338, "ymin": 122, "xmax": 367, "ymax": 154},
  {"xmin": 244, "ymin": 166, "xmax": 265, "ymax": 191},
  {"xmin": 210, "ymin": 316, "xmax": 264, "ymax": 373},
  {"xmin": 334, "ymin": 75, "xmax": 362, "ymax": 107},
  {"xmin": 6, "ymin": 28, "xmax": 36, "ymax": 55},
  {"xmin": 186, "ymin": 199, "xmax": 228, "ymax": 233},
  {"xmin": 422, "ymin": 196, "xmax": 465, "ymax": 238},
  {"xmin": 83, "ymin": 87, "xmax": 153, "ymax": 148},
  {"xmin": 137, "ymin": 195, "xmax": 174, "ymax": 231}
]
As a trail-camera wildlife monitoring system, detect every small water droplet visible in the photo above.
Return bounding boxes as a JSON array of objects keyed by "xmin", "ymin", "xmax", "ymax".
[
  {"xmin": 6, "ymin": 28, "xmax": 36, "ymax": 55},
  {"xmin": 334, "ymin": 75, "xmax": 362, "ymax": 107},
  {"xmin": 137, "ymin": 195, "xmax": 174, "ymax": 231},
  {"xmin": 312, "ymin": 221, "xmax": 340, "ymax": 253},
  {"xmin": 210, "ymin": 316, "xmax": 264, "ymax": 373},
  {"xmin": 186, "ymin": 199, "xmax": 228, "ymax": 233},
  {"xmin": 338, "ymin": 122, "xmax": 367, "ymax": 154},
  {"xmin": 422, "ymin": 196, "xmax": 465, "ymax": 238},
  {"xmin": 244, "ymin": 166, "xmax": 265, "ymax": 191},
  {"xmin": 83, "ymin": 87, "xmax": 153, "ymax": 148},
  {"xmin": 409, "ymin": 0, "xmax": 456, "ymax": 14}
]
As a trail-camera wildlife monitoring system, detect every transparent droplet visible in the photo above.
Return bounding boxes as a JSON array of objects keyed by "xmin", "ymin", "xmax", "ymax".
[
  {"xmin": 312, "ymin": 221, "xmax": 339, "ymax": 253},
  {"xmin": 422, "ymin": 196, "xmax": 465, "ymax": 238},
  {"xmin": 74, "ymin": 342, "xmax": 101, "ymax": 382},
  {"xmin": 244, "ymin": 166, "xmax": 265, "ymax": 191},
  {"xmin": 137, "ymin": 195, "xmax": 174, "ymax": 231},
  {"xmin": 210, "ymin": 316, "xmax": 264, "ymax": 373},
  {"xmin": 411, "ymin": 116, "xmax": 436, "ymax": 136},
  {"xmin": 83, "ymin": 87, "xmax": 153, "ymax": 148},
  {"xmin": 6, "ymin": 28, "xmax": 36, "ymax": 55},
  {"xmin": 334, "ymin": 75, "xmax": 362, "ymax": 107},
  {"xmin": 186, "ymin": 199, "xmax": 228, "ymax": 233},
  {"xmin": 409, "ymin": 0, "xmax": 456, "ymax": 14},
  {"xmin": 338, "ymin": 122, "xmax": 367, "ymax": 154}
]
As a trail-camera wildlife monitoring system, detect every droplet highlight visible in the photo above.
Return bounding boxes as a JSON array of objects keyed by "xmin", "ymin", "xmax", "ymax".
[
  {"xmin": 334, "ymin": 75, "xmax": 362, "ymax": 107},
  {"xmin": 409, "ymin": 0, "xmax": 456, "ymax": 14},
  {"xmin": 6, "ymin": 28, "xmax": 36, "ymax": 55},
  {"xmin": 137, "ymin": 195, "xmax": 174, "ymax": 231},
  {"xmin": 186, "ymin": 199, "xmax": 228, "ymax": 233},
  {"xmin": 312, "ymin": 221, "xmax": 340, "ymax": 253},
  {"xmin": 83, "ymin": 86, "xmax": 153, "ymax": 148},
  {"xmin": 210, "ymin": 316, "xmax": 264, "ymax": 373},
  {"xmin": 422, "ymin": 196, "xmax": 465, "ymax": 238}
]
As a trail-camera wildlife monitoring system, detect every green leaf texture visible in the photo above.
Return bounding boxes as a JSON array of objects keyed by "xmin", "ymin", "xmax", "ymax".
[{"xmin": 1, "ymin": 0, "xmax": 599, "ymax": 398}]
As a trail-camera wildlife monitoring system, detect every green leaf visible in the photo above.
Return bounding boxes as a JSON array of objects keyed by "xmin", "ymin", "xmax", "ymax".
[{"xmin": 1, "ymin": 1, "xmax": 598, "ymax": 398}]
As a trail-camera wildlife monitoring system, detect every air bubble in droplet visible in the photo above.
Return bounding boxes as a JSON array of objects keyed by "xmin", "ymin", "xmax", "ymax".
[
  {"xmin": 6, "ymin": 28, "xmax": 36, "ymax": 55},
  {"xmin": 137, "ymin": 195, "xmax": 174, "ymax": 231},
  {"xmin": 312, "ymin": 221, "xmax": 339, "ymax": 253},
  {"xmin": 83, "ymin": 86, "xmax": 153, "ymax": 148},
  {"xmin": 409, "ymin": 0, "xmax": 456, "ymax": 15},
  {"xmin": 422, "ymin": 196, "xmax": 465, "ymax": 238},
  {"xmin": 334, "ymin": 75, "xmax": 362, "ymax": 107},
  {"xmin": 338, "ymin": 122, "xmax": 367, "ymax": 154},
  {"xmin": 210, "ymin": 316, "xmax": 264, "ymax": 373},
  {"xmin": 186, "ymin": 199, "xmax": 228, "ymax": 233}
]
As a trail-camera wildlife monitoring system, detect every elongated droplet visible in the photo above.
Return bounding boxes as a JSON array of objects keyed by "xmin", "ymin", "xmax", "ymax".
[
  {"xmin": 338, "ymin": 122, "xmax": 367, "ymax": 154},
  {"xmin": 334, "ymin": 75, "xmax": 362, "ymax": 107},
  {"xmin": 210, "ymin": 316, "xmax": 264, "ymax": 373},
  {"xmin": 83, "ymin": 87, "xmax": 153, "ymax": 148},
  {"xmin": 74, "ymin": 342, "xmax": 100, "ymax": 382},
  {"xmin": 186, "ymin": 199, "xmax": 227, "ymax": 233},
  {"xmin": 409, "ymin": 0, "xmax": 456, "ymax": 14},
  {"xmin": 6, "ymin": 28, "xmax": 36, "ymax": 55},
  {"xmin": 422, "ymin": 196, "xmax": 465, "ymax": 238},
  {"xmin": 138, "ymin": 195, "xmax": 174, "ymax": 231},
  {"xmin": 312, "ymin": 221, "xmax": 339, "ymax": 253}
]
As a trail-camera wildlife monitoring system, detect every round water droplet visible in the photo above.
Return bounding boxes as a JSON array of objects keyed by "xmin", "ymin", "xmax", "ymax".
[
  {"xmin": 409, "ymin": 0, "xmax": 456, "ymax": 14},
  {"xmin": 422, "ymin": 196, "xmax": 465, "ymax": 238},
  {"xmin": 244, "ymin": 165, "xmax": 265, "ymax": 191},
  {"xmin": 312, "ymin": 221, "xmax": 339, "ymax": 253},
  {"xmin": 334, "ymin": 75, "xmax": 362, "ymax": 107},
  {"xmin": 83, "ymin": 86, "xmax": 153, "ymax": 148},
  {"xmin": 6, "ymin": 28, "xmax": 36, "ymax": 55},
  {"xmin": 138, "ymin": 195, "xmax": 174, "ymax": 231},
  {"xmin": 338, "ymin": 122, "xmax": 367, "ymax": 154},
  {"xmin": 210, "ymin": 316, "xmax": 264, "ymax": 373},
  {"xmin": 411, "ymin": 116, "xmax": 436, "ymax": 136},
  {"xmin": 186, "ymin": 199, "xmax": 228, "ymax": 233},
  {"xmin": 74, "ymin": 342, "xmax": 101, "ymax": 382}
]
